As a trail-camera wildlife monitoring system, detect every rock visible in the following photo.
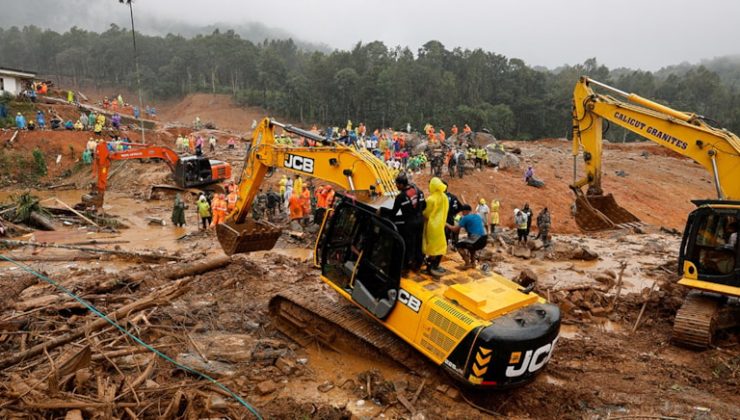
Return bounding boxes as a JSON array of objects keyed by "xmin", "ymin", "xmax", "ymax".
[
  {"xmin": 256, "ymin": 380, "xmax": 278, "ymax": 395},
  {"xmin": 209, "ymin": 395, "xmax": 228, "ymax": 410},
  {"xmin": 275, "ymin": 357, "xmax": 296, "ymax": 375},
  {"xmin": 296, "ymin": 358, "xmax": 308, "ymax": 365},
  {"xmin": 594, "ymin": 274, "xmax": 615, "ymax": 290},
  {"xmin": 411, "ymin": 413, "xmax": 427, "ymax": 420},
  {"xmin": 511, "ymin": 245, "xmax": 532, "ymax": 259},
  {"xmin": 574, "ymin": 246, "xmax": 599, "ymax": 261},
  {"xmin": 289, "ymin": 221, "xmax": 303, "ymax": 232},
  {"xmin": 445, "ymin": 387, "xmax": 461, "ymax": 400},
  {"xmin": 528, "ymin": 239, "xmax": 544, "ymax": 250},
  {"xmin": 590, "ymin": 307, "xmax": 608, "ymax": 317},
  {"xmin": 175, "ymin": 353, "xmax": 235, "ymax": 377},
  {"xmin": 305, "ymin": 224, "xmax": 320, "ymax": 234},
  {"xmin": 317, "ymin": 381, "xmax": 335, "ymax": 393},
  {"xmin": 64, "ymin": 410, "xmax": 83, "ymax": 420},
  {"xmin": 516, "ymin": 269, "xmax": 538, "ymax": 288},
  {"xmin": 144, "ymin": 379, "xmax": 159, "ymax": 388},
  {"xmin": 435, "ymin": 384, "xmax": 450, "ymax": 394},
  {"xmin": 191, "ymin": 333, "xmax": 256, "ymax": 363}
]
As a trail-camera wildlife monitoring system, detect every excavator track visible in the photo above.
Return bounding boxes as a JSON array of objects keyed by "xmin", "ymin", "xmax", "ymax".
[
  {"xmin": 269, "ymin": 289, "xmax": 428, "ymax": 372},
  {"xmin": 672, "ymin": 293, "xmax": 721, "ymax": 349}
]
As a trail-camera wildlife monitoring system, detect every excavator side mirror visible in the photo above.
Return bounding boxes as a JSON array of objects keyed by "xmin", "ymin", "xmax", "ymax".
[
  {"xmin": 342, "ymin": 169, "xmax": 353, "ymax": 176},
  {"xmin": 329, "ymin": 158, "xmax": 339, "ymax": 167}
]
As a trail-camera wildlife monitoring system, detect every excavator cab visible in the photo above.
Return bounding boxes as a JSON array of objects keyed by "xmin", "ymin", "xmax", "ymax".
[
  {"xmin": 674, "ymin": 201, "xmax": 740, "ymax": 348},
  {"xmin": 679, "ymin": 202, "xmax": 740, "ymax": 285},
  {"xmin": 318, "ymin": 196, "xmax": 404, "ymax": 319},
  {"xmin": 175, "ymin": 156, "xmax": 231, "ymax": 189}
]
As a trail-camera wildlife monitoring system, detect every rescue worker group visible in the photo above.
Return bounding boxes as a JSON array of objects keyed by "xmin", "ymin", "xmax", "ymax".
[{"xmin": 181, "ymin": 118, "xmax": 551, "ymax": 277}]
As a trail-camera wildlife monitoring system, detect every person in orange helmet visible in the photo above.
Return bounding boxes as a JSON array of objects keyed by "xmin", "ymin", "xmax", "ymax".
[
  {"xmin": 210, "ymin": 193, "xmax": 228, "ymax": 227},
  {"xmin": 463, "ymin": 124, "xmax": 472, "ymax": 134}
]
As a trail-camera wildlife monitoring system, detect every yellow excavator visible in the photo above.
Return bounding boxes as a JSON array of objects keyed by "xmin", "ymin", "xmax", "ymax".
[
  {"xmin": 571, "ymin": 76, "xmax": 740, "ymax": 347},
  {"xmin": 218, "ymin": 118, "xmax": 560, "ymax": 388}
]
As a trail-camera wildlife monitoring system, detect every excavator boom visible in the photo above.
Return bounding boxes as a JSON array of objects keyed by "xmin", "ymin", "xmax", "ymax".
[
  {"xmin": 217, "ymin": 117, "xmax": 398, "ymax": 254},
  {"xmin": 571, "ymin": 76, "xmax": 740, "ymax": 230}
]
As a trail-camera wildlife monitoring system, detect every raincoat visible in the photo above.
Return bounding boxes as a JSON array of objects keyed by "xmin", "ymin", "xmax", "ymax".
[
  {"xmin": 171, "ymin": 194, "xmax": 186, "ymax": 226},
  {"xmin": 490, "ymin": 200, "xmax": 500, "ymax": 225},
  {"xmin": 279, "ymin": 176, "xmax": 287, "ymax": 196},
  {"xmin": 422, "ymin": 177, "xmax": 449, "ymax": 257}
]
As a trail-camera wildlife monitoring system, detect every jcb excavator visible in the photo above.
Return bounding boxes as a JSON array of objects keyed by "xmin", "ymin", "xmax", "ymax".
[
  {"xmin": 571, "ymin": 76, "xmax": 740, "ymax": 347},
  {"xmin": 82, "ymin": 142, "xmax": 232, "ymax": 208},
  {"xmin": 217, "ymin": 118, "xmax": 560, "ymax": 388}
]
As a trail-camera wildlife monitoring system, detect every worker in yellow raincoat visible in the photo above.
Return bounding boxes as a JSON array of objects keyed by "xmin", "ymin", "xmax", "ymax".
[
  {"xmin": 490, "ymin": 199, "xmax": 500, "ymax": 237},
  {"xmin": 422, "ymin": 177, "xmax": 449, "ymax": 277}
]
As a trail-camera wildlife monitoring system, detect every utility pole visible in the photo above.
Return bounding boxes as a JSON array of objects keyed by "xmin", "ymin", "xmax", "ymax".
[{"xmin": 121, "ymin": 0, "xmax": 146, "ymax": 142}]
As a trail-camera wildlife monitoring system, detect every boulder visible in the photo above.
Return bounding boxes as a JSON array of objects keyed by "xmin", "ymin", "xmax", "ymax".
[{"xmin": 511, "ymin": 245, "xmax": 532, "ymax": 259}]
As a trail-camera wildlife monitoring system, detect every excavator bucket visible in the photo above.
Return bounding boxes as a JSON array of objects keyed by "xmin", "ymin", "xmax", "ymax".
[
  {"xmin": 572, "ymin": 188, "xmax": 641, "ymax": 231},
  {"xmin": 216, "ymin": 219, "xmax": 282, "ymax": 255}
]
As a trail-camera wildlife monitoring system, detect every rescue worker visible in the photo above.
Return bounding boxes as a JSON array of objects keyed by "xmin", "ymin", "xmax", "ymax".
[
  {"xmin": 253, "ymin": 189, "xmax": 267, "ymax": 220},
  {"xmin": 447, "ymin": 204, "xmax": 487, "ymax": 269},
  {"xmin": 15, "ymin": 113, "xmax": 26, "ymax": 129},
  {"xmin": 442, "ymin": 180, "xmax": 462, "ymax": 245},
  {"xmin": 210, "ymin": 193, "xmax": 227, "ymax": 227},
  {"xmin": 67, "ymin": 90, "xmax": 75, "ymax": 104},
  {"xmin": 463, "ymin": 124, "xmax": 472, "ymax": 134},
  {"xmin": 171, "ymin": 194, "xmax": 186, "ymax": 227},
  {"xmin": 293, "ymin": 175, "xmax": 303, "ymax": 199},
  {"xmin": 515, "ymin": 208, "xmax": 528, "ymax": 243},
  {"xmin": 278, "ymin": 175, "xmax": 287, "ymax": 206},
  {"xmin": 226, "ymin": 188, "xmax": 238, "ymax": 213},
  {"xmin": 315, "ymin": 185, "xmax": 329, "ymax": 224},
  {"xmin": 266, "ymin": 187, "xmax": 281, "ymax": 221},
  {"xmin": 490, "ymin": 199, "xmax": 500, "ymax": 237},
  {"xmin": 36, "ymin": 111, "xmax": 46, "ymax": 129},
  {"xmin": 74, "ymin": 119, "xmax": 83, "ymax": 130},
  {"xmin": 523, "ymin": 203, "xmax": 534, "ymax": 239},
  {"xmin": 379, "ymin": 172, "xmax": 426, "ymax": 272},
  {"xmin": 288, "ymin": 188, "xmax": 304, "ymax": 225},
  {"xmin": 81, "ymin": 148, "xmax": 92, "ymax": 164},
  {"xmin": 422, "ymin": 177, "xmax": 448, "ymax": 276},
  {"xmin": 475, "ymin": 147, "xmax": 487, "ymax": 169},
  {"xmin": 475, "ymin": 198, "xmax": 490, "ymax": 235},
  {"xmin": 536, "ymin": 207, "xmax": 551, "ymax": 246},
  {"xmin": 451, "ymin": 125, "xmax": 458, "ymax": 136},
  {"xmin": 79, "ymin": 113, "xmax": 88, "ymax": 130},
  {"xmin": 197, "ymin": 196, "xmax": 212, "ymax": 230},
  {"xmin": 301, "ymin": 186, "xmax": 311, "ymax": 224},
  {"xmin": 208, "ymin": 135, "xmax": 217, "ymax": 153}
]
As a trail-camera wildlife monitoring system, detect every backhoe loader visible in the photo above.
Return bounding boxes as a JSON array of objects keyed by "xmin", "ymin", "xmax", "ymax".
[
  {"xmin": 571, "ymin": 76, "xmax": 740, "ymax": 347},
  {"xmin": 217, "ymin": 118, "xmax": 560, "ymax": 388}
]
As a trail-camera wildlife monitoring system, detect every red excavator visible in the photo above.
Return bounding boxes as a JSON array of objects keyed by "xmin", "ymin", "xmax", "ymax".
[{"xmin": 82, "ymin": 142, "xmax": 232, "ymax": 208}]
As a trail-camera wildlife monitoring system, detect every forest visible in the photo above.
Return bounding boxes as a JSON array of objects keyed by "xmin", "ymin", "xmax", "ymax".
[{"xmin": 2, "ymin": 24, "xmax": 739, "ymax": 139}]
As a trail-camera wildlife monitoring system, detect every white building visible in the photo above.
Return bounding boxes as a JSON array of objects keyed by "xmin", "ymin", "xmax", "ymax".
[{"xmin": 0, "ymin": 67, "xmax": 36, "ymax": 97}]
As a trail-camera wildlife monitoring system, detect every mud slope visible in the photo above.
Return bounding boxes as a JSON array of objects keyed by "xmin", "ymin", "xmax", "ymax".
[{"xmin": 158, "ymin": 93, "xmax": 270, "ymax": 133}]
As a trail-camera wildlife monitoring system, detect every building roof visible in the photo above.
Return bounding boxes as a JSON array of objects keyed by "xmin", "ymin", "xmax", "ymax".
[{"xmin": 0, "ymin": 67, "xmax": 37, "ymax": 78}]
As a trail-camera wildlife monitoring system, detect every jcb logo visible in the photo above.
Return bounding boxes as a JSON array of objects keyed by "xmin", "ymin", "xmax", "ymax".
[
  {"xmin": 398, "ymin": 289, "xmax": 421, "ymax": 312},
  {"xmin": 284, "ymin": 154, "xmax": 314, "ymax": 174},
  {"xmin": 505, "ymin": 336, "xmax": 558, "ymax": 378}
]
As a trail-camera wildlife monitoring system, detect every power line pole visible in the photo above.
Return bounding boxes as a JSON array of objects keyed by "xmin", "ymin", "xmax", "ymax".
[{"xmin": 121, "ymin": 0, "xmax": 146, "ymax": 142}]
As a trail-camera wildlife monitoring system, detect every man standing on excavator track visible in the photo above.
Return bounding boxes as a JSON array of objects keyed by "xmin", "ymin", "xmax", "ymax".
[{"xmin": 379, "ymin": 172, "xmax": 426, "ymax": 272}]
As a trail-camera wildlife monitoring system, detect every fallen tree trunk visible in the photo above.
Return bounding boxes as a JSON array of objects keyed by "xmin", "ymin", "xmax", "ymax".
[
  {"xmin": 29, "ymin": 211, "xmax": 55, "ymax": 231},
  {"xmin": 0, "ymin": 277, "xmax": 193, "ymax": 370},
  {"xmin": 123, "ymin": 255, "xmax": 232, "ymax": 284},
  {"xmin": 0, "ymin": 239, "xmax": 181, "ymax": 262}
]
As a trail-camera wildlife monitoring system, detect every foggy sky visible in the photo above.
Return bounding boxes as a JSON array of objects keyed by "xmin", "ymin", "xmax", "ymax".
[{"xmin": 3, "ymin": 0, "xmax": 740, "ymax": 70}]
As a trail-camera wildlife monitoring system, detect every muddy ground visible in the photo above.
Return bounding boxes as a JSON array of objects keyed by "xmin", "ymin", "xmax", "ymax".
[{"xmin": 0, "ymin": 94, "xmax": 738, "ymax": 419}]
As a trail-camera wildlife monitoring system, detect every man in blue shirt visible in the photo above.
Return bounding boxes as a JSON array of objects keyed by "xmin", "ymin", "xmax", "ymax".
[{"xmin": 446, "ymin": 204, "xmax": 487, "ymax": 269}]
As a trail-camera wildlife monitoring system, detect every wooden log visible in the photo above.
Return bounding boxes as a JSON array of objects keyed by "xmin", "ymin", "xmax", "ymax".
[
  {"xmin": 0, "ymin": 239, "xmax": 181, "ymax": 262},
  {"xmin": 0, "ymin": 278, "xmax": 193, "ymax": 370},
  {"xmin": 29, "ymin": 211, "xmax": 55, "ymax": 231}
]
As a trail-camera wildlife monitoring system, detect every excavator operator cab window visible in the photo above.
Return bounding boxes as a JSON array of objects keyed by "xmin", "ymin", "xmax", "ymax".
[
  {"xmin": 683, "ymin": 209, "xmax": 739, "ymax": 282},
  {"xmin": 320, "ymin": 202, "xmax": 404, "ymax": 320}
]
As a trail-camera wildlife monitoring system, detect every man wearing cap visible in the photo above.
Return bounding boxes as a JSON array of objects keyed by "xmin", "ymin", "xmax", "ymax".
[
  {"xmin": 379, "ymin": 172, "xmax": 426, "ymax": 272},
  {"xmin": 446, "ymin": 204, "xmax": 487, "ymax": 269},
  {"xmin": 475, "ymin": 198, "xmax": 490, "ymax": 235}
]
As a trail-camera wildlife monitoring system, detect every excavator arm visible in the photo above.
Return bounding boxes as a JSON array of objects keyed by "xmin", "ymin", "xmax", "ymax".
[
  {"xmin": 86, "ymin": 142, "xmax": 181, "ymax": 208},
  {"xmin": 217, "ymin": 117, "xmax": 398, "ymax": 255},
  {"xmin": 571, "ymin": 76, "xmax": 740, "ymax": 230}
]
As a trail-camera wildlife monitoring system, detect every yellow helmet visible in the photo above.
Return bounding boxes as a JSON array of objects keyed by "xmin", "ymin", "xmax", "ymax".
[{"xmin": 479, "ymin": 198, "xmax": 486, "ymax": 204}]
